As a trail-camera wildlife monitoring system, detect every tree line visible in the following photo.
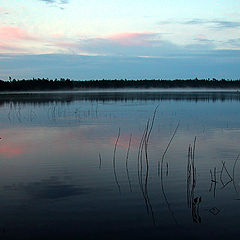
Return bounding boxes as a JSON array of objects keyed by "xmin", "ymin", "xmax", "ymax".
[{"xmin": 0, "ymin": 78, "xmax": 240, "ymax": 91}]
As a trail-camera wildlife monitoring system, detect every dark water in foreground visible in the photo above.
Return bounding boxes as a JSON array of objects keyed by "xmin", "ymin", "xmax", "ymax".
[{"xmin": 0, "ymin": 91, "xmax": 240, "ymax": 239}]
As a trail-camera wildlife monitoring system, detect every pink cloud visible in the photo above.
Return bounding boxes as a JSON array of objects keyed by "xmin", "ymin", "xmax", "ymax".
[
  {"xmin": 106, "ymin": 32, "xmax": 157, "ymax": 46},
  {"xmin": 54, "ymin": 40, "xmax": 77, "ymax": 48},
  {"xmin": 0, "ymin": 25, "xmax": 42, "ymax": 53},
  {"xmin": 52, "ymin": 32, "xmax": 160, "ymax": 55},
  {"xmin": 108, "ymin": 32, "xmax": 145, "ymax": 39},
  {"xmin": 47, "ymin": 31, "xmax": 165, "ymax": 57},
  {"xmin": 0, "ymin": 42, "xmax": 25, "ymax": 53},
  {"xmin": 0, "ymin": 26, "xmax": 35, "ymax": 41}
]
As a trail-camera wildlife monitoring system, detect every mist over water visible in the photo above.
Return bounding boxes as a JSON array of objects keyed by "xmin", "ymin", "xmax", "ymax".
[{"xmin": 0, "ymin": 91, "xmax": 240, "ymax": 239}]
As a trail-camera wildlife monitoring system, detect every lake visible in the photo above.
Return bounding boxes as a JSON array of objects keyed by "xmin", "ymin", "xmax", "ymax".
[{"xmin": 0, "ymin": 90, "xmax": 240, "ymax": 239}]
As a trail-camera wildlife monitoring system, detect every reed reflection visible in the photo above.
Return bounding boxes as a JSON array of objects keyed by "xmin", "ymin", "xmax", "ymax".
[
  {"xmin": 187, "ymin": 137, "xmax": 202, "ymax": 223},
  {"xmin": 125, "ymin": 133, "xmax": 132, "ymax": 192}
]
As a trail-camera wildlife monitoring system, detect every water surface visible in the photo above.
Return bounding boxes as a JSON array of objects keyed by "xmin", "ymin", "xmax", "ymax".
[{"xmin": 0, "ymin": 90, "xmax": 240, "ymax": 239}]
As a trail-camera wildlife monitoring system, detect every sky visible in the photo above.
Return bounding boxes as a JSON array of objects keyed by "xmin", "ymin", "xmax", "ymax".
[{"xmin": 0, "ymin": 0, "xmax": 240, "ymax": 80}]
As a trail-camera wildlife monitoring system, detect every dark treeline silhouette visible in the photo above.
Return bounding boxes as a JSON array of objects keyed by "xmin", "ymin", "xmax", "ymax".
[{"xmin": 1, "ymin": 78, "xmax": 240, "ymax": 91}]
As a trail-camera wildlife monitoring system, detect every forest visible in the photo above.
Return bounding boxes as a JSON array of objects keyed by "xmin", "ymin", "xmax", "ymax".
[{"xmin": 0, "ymin": 78, "xmax": 240, "ymax": 91}]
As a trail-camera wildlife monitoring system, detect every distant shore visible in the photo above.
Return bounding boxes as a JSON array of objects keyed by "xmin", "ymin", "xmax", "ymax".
[{"xmin": 1, "ymin": 79, "xmax": 240, "ymax": 91}]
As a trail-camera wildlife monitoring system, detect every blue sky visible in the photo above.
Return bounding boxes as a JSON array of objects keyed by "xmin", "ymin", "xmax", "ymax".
[{"xmin": 0, "ymin": 0, "xmax": 240, "ymax": 80}]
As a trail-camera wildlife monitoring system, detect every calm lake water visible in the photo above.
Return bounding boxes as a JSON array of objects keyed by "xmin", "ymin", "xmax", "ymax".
[{"xmin": 0, "ymin": 90, "xmax": 240, "ymax": 239}]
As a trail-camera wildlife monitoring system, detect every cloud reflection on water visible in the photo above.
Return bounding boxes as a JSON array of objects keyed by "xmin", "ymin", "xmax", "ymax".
[{"xmin": 4, "ymin": 176, "xmax": 89, "ymax": 200}]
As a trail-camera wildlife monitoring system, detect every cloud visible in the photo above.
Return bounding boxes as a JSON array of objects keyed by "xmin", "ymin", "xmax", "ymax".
[
  {"xmin": 194, "ymin": 38, "xmax": 215, "ymax": 43},
  {"xmin": 38, "ymin": 0, "xmax": 69, "ymax": 9},
  {"xmin": 0, "ymin": 43, "xmax": 25, "ymax": 53},
  {"xmin": 54, "ymin": 32, "xmax": 190, "ymax": 57},
  {"xmin": 0, "ymin": 26, "xmax": 35, "ymax": 41},
  {"xmin": 0, "ymin": 7, "xmax": 9, "ymax": 15},
  {"xmin": 226, "ymin": 38, "xmax": 240, "ymax": 47},
  {"xmin": 39, "ymin": 0, "xmax": 69, "ymax": 4},
  {"xmin": 184, "ymin": 19, "xmax": 240, "ymax": 29},
  {"xmin": 0, "ymin": 26, "xmax": 39, "ymax": 53},
  {"xmin": 106, "ymin": 32, "xmax": 158, "ymax": 46},
  {"xmin": 0, "ymin": 27, "xmax": 236, "ymax": 58},
  {"xmin": 159, "ymin": 19, "xmax": 240, "ymax": 29}
]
